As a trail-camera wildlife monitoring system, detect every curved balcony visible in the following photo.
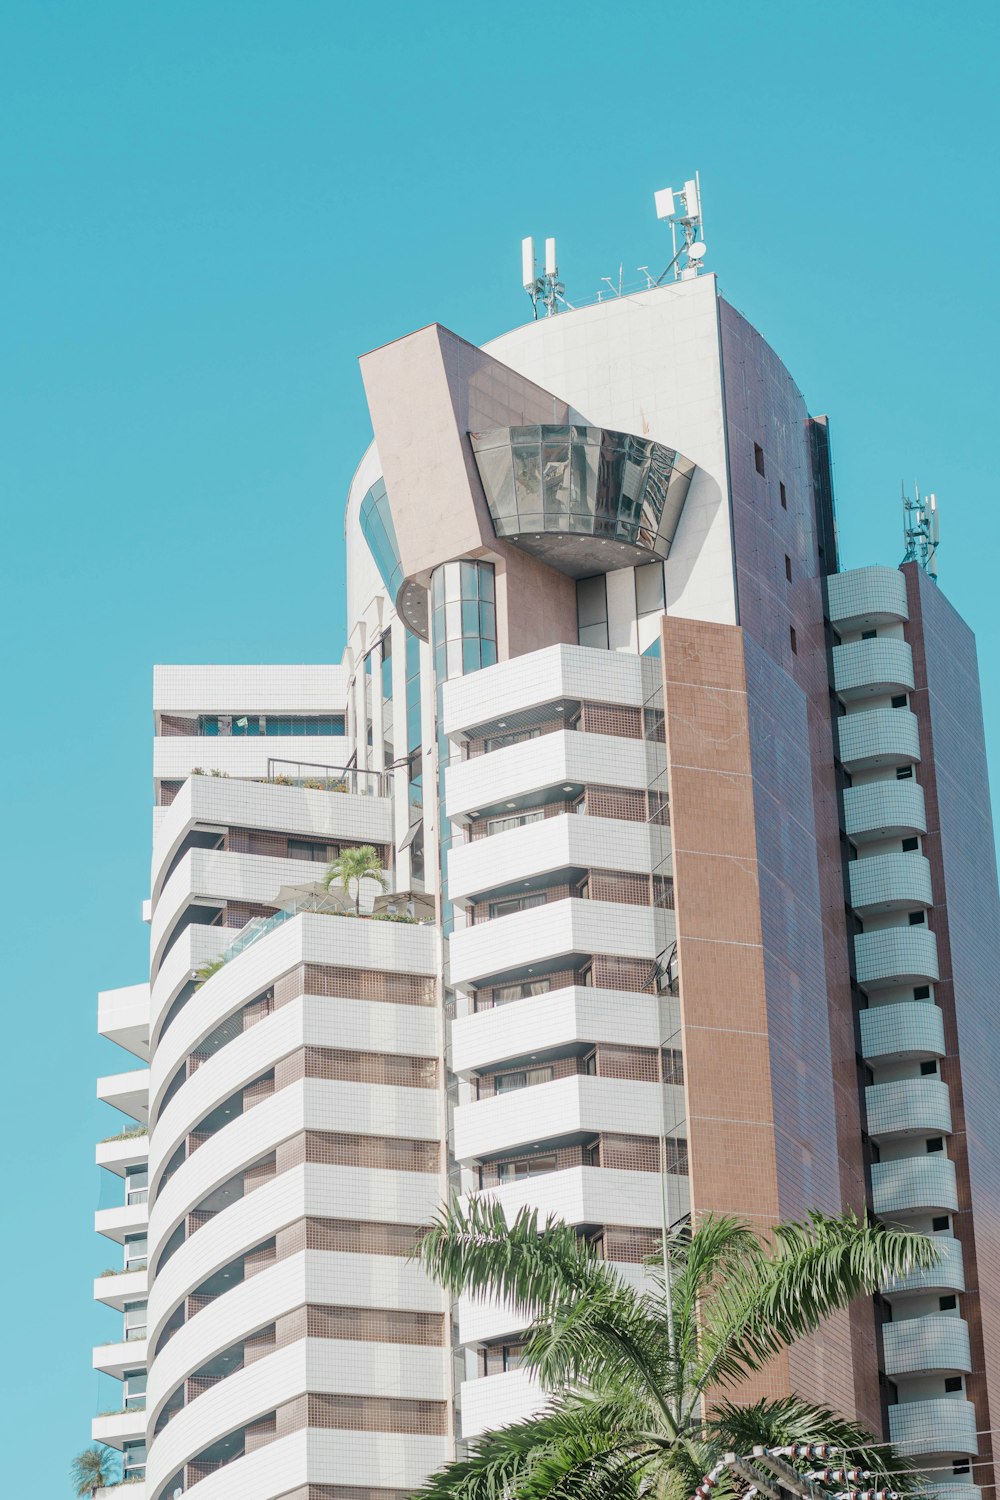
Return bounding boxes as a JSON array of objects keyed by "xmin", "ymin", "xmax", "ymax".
[
  {"xmin": 150, "ymin": 849, "xmax": 334, "ymax": 980},
  {"xmin": 147, "ymin": 1338, "xmax": 447, "ymax": 1498},
  {"xmin": 149, "ymin": 912, "xmax": 437, "ymax": 1117},
  {"xmin": 888, "ymin": 1396, "xmax": 977, "ymax": 1457},
  {"xmin": 885, "ymin": 1235, "xmax": 965, "ymax": 1297},
  {"xmin": 837, "ymin": 707, "xmax": 921, "ymax": 773},
  {"xmin": 146, "ymin": 1165, "xmax": 442, "ymax": 1350},
  {"xmin": 849, "ymin": 851, "xmax": 932, "ymax": 915},
  {"xmin": 883, "ymin": 1314, "xmax": 970, "ymax": 1378},
  {"xmin": 147, "ymin": 1248, "xmax": 443, "ymax": 1424},
  {"xmin": 832, "ymin": 637, "xmax": 914, "ymax": 701},
  {"xmin": 449, "ymin": 896, "xmax": 667, "ymax": 988},
  {"xmin": 445, "ymin": 730, "xmax": 662, "ymax": 821},
  {"xmin": 860, "ymin": 1002, "xmax": 946, "ymax": 1063},
  {"xmin": 872, "ymin": 1155, "xmax": 957, "ymax": 1218},
  {"xmin": 146, "ymin": 1427, "xmax": 447, "ymax": 1500},
  {"xmin": 854, "ymin": 926, "xmax": 939, "ymax": 988},
  {"xmin": 828, "ymin": 566, "xmax": 909, "ymax": 632},
  {"xmin": 151, "ymin": 774, "xmax": 391, "ymax": 902},
  {"xmin": 448, "ymin": 813, "xmax": 661, "ymax": 906},
  {"xmin": 441, "ymin": 643, "xmax": 656, "ymax": 742},
  {"xmin": 843, "ymin": 779, "xmax": 926, "ymax": 842},
  {"xmin": 452, "ymin": 985, "xmax": 670, "ymax": 1074},
  {"xmin": 463, "ymin": 1164, "xmax": 688, "ymax": 1239},
  {"xmin": 865, "ymin": 1077, "xmax": 951, "ymax": 1140},
  {"xmin": 453, "ymin": 1074, "xmax": 676, "ymax": 1162}
]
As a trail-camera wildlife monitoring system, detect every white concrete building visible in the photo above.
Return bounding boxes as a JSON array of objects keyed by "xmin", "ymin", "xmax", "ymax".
[{"xmin": 90, "ymin": 274, "xmax": 1000, "ymax": 1500}]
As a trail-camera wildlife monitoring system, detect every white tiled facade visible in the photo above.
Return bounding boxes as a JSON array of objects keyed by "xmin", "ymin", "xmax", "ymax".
[{"xmin": 89, "ymin": 282, "xmax": 998, "ymax": 1500}]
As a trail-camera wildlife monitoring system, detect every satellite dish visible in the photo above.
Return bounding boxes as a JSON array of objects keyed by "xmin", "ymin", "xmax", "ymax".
[{"xmin": 688, "ymin": 241, "xmax": 707, "ymax": 260}]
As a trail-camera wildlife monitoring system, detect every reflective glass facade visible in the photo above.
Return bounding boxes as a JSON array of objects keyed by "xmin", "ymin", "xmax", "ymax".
[
  {"xmin": 359, "ymin": 477, "xmax": 404, "ymax": 599},
  {"xmin": 431, "ymin": 560, "xmax": 497, "ymax": 932},
  {"xmin": 470, "ymin": 424, "xmax": 695, "ymax": 576}
]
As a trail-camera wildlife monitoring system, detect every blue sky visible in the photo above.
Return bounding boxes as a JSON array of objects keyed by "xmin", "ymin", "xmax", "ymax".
[{"xmin": 1, "ymin": 0, "xmax": 998, "ymax": 1485}]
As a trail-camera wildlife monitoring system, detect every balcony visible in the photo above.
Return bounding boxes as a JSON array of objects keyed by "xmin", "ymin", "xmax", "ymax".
[
  {"xmin": 441, "ymin": 643, "xmax": 657, "ymax": 742},
  {"xmin": 448, "ymin": 813, "xmax": 662, "ymax": 906},
  {"xmin": 849, "ymin": 851, "xmax": 932, "ymax": 915},
  {"xmin": 449, "ymin": 896, "xmax": 666, "ymax": 987},
  {"xmin": 96, "ymin": 1068, "xmax": 150, "ymax": 1123},
  {"xmin": 98, "ymin": 983, "xmax": 151, "ymax": 1061},
  {"xmin": 883, "ymin": 1313, "xmax": 971, "ymax": 1377},
  {"xmin": 872, "ymin": 1154, "xmax": 957, "ymax": 1217},
  {"xmin": 885, "ymin": 1235, "xmax": 965, "ymax": 1297},
  {"xmin": 95, "ymin": 1201, "xmax": 149, "ymax": 1244},
  {"xmin": 860, "ymin": 1002, "xmax": 946, "ymax": 1063},
  {"xmin": 843, "ymin": 779, "xmax": 927, "ymax": 842},
  {"xmin": 865, "ymin": 1077, "xmax": 951, "ymax": 1140},
  {"xmin": 854, "ymin": 925, "xmax": 939, "ymax": 988},
  {"xmin": 828, "ymin": 566, "xmax": 909, "ymax": 631},
  {"xmin": 92, "ymin": 1408, "xmax": 146, "ymax": 1447},
  {"xmin": 93, "ymin": 1337, "xmax": 149, "ymax": 1380},
  {"xmin": 93, "ymin": 1267, "xmax": 148, "ymax": 1310},
  {"xmin": 837, "ymin": 707, "xmax": 921, "ymax": 773},
  {"xmin": 452, "ymin": 985, "xmax": 670, "ymax": 1074},
  {"xmin": 832, "ymin": 637, "xmax": 914, "ymax": 701},
  {"xmin": 445, "ymin": 730, "xmax": 663, "ymax": 822},
  {"xmin": 888, "ymin": 1396, "xmax": 977, "ymax": 1457},
  {"xmin": 453, "ymin": 1074, "xmax": 675, "ymax": 1162}
]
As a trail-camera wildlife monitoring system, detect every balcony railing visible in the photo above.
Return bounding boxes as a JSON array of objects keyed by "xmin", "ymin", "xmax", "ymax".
[
  {"xmin": 266, "ymin": 759, "xmax": 388, "ymax": 796},
  {"xmin": 838, "ymin": 706, "xmax": 921, "ymax": 772},
  {"xmin": 872, "ymin": 1154, "xmax": 957, "ymax": 1217},
  {"xmin": 882, "ymin": 1314, "xmax": 971, "ymax": 1377},
  {"xmin": 859, "ymin": 1001, "xmax": 946, "ymax": 1063},
  {"xmin": 888, "ymin": 1396, "xmax": 977, "ymax": 1457}
]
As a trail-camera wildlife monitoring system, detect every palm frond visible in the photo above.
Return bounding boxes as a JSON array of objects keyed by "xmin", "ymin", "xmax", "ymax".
[
  {"xmin": 408, "ymin": 1401, "xmax": 641, "ymax": 1500},
  {"xmin": 415, "ymin": 1197, "xmax": 631, "ymax": 1322},
  {"xmin": 709, "ymin": 1396, "xmax": 917, "ymax": 1491},
  {"xmin": 697, "ymin": 1212, "xmax": 938, "ymax": 1389}
]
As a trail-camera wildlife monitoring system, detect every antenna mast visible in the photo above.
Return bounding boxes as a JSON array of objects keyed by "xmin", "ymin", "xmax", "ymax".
[
  {"xmin": 652, "ymin": 173, "xmax": 706, "ymax": 284},
  {"xmin": 521, "ymin": 236, "xmax": 573, "ymax": 319},
  {"xmin": 901, "ymin": 483, "xmax": 940, "ymax": 581}
]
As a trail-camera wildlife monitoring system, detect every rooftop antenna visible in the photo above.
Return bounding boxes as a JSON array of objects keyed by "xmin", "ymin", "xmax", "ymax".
[
  {"xmin": 521, "ymin": 235, "xmax": 574, "ymax": 319},
  {"xmin": 652, "ymin": 172, "xmax": 706, "ymax": 285},
  {"xmin": 901, "ymin": 482, "xmax": 940, "ymax": 581}
]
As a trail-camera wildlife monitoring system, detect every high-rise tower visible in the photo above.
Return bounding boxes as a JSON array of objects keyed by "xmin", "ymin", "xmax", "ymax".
[{"xmin": 90, "ymin": 271, "xmax": 1000, "ymax": 1500}]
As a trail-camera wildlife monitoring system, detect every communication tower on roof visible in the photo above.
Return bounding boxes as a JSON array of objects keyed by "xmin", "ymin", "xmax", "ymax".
[
  {"xmin": 521, "ymin": 236, "xmax": 574, "ymax": 319},
  {"xmin": 652, "ymin": 173, "xmax": 706, "ymax": 284},
  {"xmin": 901, "ymin": 483, "xmax": 940, "ymax": 580}
]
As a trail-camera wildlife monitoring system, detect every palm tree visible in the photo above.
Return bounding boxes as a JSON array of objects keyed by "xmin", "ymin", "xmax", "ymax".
[
  {"xmin": 194, "ymin": 957, "xmax": 224, "ymax": 987},
  {"xmin": 70, "ymin": 1445, "xmax": 119, "ymax": 1497},
  {"xmin": 414, "ymin": 1198, "xmax": 939, "ymax": 1500},
  {"xmin": 323, "ymin": 844, "xmax": 388, "ymax": 916}
]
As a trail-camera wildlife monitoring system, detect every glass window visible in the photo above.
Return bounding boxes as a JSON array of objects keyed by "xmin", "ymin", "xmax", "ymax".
[
  {"xmin": 486, "ymin": 810, "xmax": 544, "ymax": 835},
  {"xmin": 497, "ymin": 1154, "xmax": 557, "ymax": 1182},
  {"xmin": 495, "ymin": 1064, "xmax": 554, "ymax": 1094},
  {"xmin": 124, "ymin": 1234, "xmax": 147, "ymax": 1269},
  {"xmin": 489, "ymin": 892, "xmax": 547, "ymax": 919}
]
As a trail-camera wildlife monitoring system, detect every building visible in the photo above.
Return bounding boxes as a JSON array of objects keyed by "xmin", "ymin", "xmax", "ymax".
[{"xmin": 91, "ymin": 268, "xmax": 1000, "ymax": 1500}]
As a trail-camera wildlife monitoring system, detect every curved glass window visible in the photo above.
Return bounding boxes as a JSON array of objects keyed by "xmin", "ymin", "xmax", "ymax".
[
  {"xmin": 470, "ymin": 424, "xmax": 695, "ymax": 576},
  {"xmin": 359, "ymin": 478, "xmax": 404, "ymax": 599}
]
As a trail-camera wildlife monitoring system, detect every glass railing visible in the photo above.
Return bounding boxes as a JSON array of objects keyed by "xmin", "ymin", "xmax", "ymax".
[{"xmin": 265, "ymin": 759, "xmax": 388, "ymax": 796}]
